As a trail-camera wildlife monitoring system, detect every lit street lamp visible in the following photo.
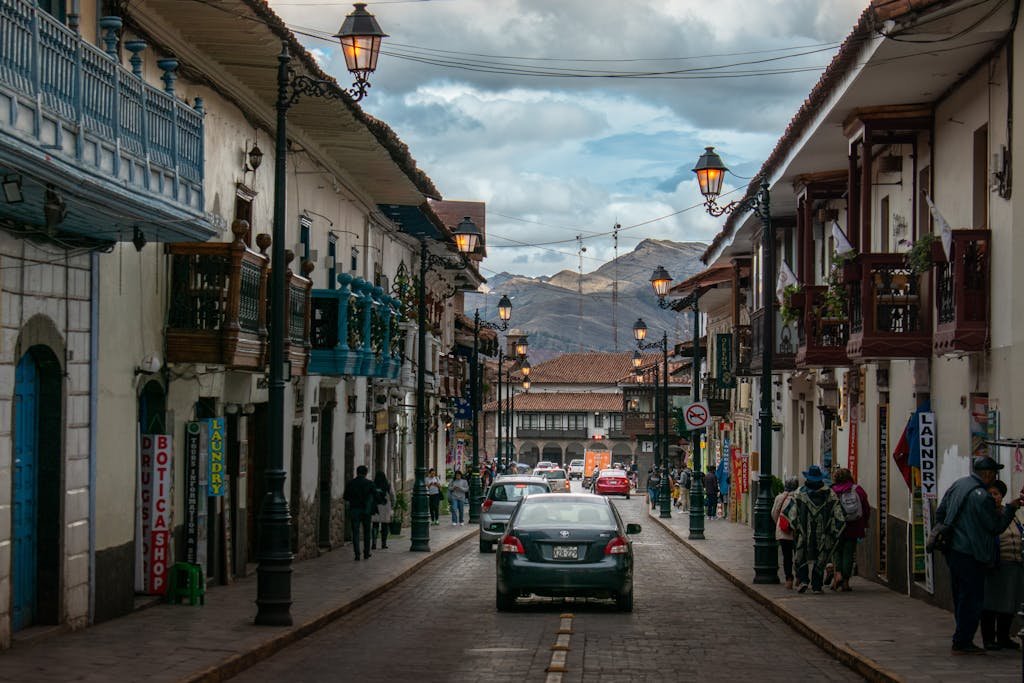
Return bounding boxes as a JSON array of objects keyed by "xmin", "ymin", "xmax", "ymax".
[
  {"xmin": 632, "ymin": 318, "xmax": 671, "ymax": 519},
  {"xmin": 470, "ymin": 294, "xmax": 512, "ymax": 523},
  {"xmin": 258, "ymin": 2, "xmax": 386, "ymax": 627},
  {"xmin": 693, "ymin": 146, "xmax": 778, "ymax": 584}
]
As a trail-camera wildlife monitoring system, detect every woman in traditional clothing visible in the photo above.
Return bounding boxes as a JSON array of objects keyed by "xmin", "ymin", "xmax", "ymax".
[
  {"xmin": 784, "ymin": 465, "xmax": 846, "ymax": 593},
  {"xmin": 981, "ymin": 479, "xmax": 1024, "ymax": 650}
]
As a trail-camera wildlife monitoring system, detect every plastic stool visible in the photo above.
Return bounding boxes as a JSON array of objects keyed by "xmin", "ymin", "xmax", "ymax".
[{"xmin": 167, "ymin": 562, "xmax": 205, "ymax": 606}]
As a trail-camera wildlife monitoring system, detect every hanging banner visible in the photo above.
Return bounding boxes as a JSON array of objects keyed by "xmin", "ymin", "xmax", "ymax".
[
  {"xmin": 185, "ymin": 422, "xmax": 202, "ymax": 564},
  {"xmin": 919, "ymin": 412, "xmax": 938, "ymax": 499},
  {"xmin": 207, "ymin": 417, "xmax": 226, "ymax": 496},
  {"xmin": 715, "ymin": 333, "xmax": 736, "ymax": 388},
  {"xmin": 848, "ymin": 406, "xmax": 859, "ymax": 479}
]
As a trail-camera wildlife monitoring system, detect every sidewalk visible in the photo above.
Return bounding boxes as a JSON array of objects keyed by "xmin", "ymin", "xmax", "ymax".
[
  {"xmin": 649, "ymin": 507, "xmax": 1022, "ymax": 683},
  {"xmin": 0, "ymin": 524, "xmax": 476, "ymax": 682}
]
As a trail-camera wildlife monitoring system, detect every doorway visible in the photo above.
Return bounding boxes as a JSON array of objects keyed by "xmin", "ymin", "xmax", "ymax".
[
  {"xmin": 247, "ymin": 403, "xmax": 269, "ymax": 564},
  {"xmin": 318, "ymin": 400, "xmax": 336, "ymax": 549}
]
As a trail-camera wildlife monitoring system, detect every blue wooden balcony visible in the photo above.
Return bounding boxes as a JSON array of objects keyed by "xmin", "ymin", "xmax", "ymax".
[{"xmin": 0, "ymin": 2, "xmax": 213, "ymax": 242}]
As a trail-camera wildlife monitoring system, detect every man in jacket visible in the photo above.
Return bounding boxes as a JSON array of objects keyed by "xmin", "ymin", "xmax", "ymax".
[
  {"xmin": 936, "ymin": 456, "xmax": 1024, "ymax": 654},
  {"xmin": 704, "ymin": 465, "xmax": 720, "ymax": 519},
  {"xmin": 343, "ymin": 465, "xmax": 377, "ymax": 561}
]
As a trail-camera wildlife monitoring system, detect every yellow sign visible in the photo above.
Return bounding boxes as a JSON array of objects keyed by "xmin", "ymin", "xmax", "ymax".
[{"xmin": 375, "ymin": 409, "xmax": 389, "ymax": 434}]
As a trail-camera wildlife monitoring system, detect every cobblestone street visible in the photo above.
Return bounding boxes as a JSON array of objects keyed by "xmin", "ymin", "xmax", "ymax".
[{"xmin": 236, "ymin": 490, "xmax": 860, "ymax": 682}]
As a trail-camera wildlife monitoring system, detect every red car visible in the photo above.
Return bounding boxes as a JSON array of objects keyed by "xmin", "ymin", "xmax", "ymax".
[{"xmin": 595, "ymin": 469, "xmax": 631, "ymax": 498}]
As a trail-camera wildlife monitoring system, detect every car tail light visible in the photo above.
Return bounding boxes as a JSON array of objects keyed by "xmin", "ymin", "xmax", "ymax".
[
  {"xmin": 482, "ymin": 499, "xmax": 493, "ymax": 512},
  {"xmin": 604, "ymin": 536, "xmax": 629, "ymax": 555},
  {"xmin": 500, "ymin": 534, "xmax": 525, "ymax": 554}
]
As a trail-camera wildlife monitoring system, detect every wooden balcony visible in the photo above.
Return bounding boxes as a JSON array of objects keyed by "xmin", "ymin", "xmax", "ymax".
[
  {"xmin": 846, "ymin": 254, "xmax": 931, "ymax": 360},
  {"xmin": 279, "ymin": 269, "xmax": 312, "ymax": 376},
  {"xmin": 934, "ymin": 229, "xmax": 990, "ymax": 355},
  {"xmin": 750, "ymin": 305, "xmax": 796, "ymax": 372},
  {"xmin": 165, "ymin": 231, "xmax": 268, "ymax": 369},
  {"xmin": 623, "ymin": 412, "xmax": 657, "ymax": 437},
  {"xmin": 795, "ymin": 286, "xmax": 851, "ymax": 367},
  {"xmin": 734, "ymin": 324, "xmax": 754, "ymax": 377}
]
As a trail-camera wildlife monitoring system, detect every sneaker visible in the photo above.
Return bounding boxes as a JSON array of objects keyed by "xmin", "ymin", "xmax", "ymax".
[
  {"xmin": 796, "ymin": 583, "xmax": 808, "ymax": 594},
  {"xmin": 952, "ymin": 643, "xmax": 986, "ymax": 655}
]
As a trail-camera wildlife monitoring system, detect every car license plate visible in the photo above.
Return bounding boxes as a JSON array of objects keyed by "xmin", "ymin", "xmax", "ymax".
[{"xmin": 553, "ymin": 545, "xmax": 578, "ymax": 560}]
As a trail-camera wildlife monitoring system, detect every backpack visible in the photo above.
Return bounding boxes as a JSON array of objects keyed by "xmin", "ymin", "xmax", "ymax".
[
  {"xmin": 838, "ymin": 487, "xmax": 862, "ymax": 521},
  {"xmin": 680, "ymin": 471, "xmax": 692, "ymax": 489},
  {"xmin": 374, "ymin": 486, "xmax": 387, "ymax": 506}
]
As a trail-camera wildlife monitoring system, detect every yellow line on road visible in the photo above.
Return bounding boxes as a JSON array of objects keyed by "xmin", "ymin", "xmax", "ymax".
[{"xmin": 546, "ymin": 613, "xmax": 574, "ymax": 679}]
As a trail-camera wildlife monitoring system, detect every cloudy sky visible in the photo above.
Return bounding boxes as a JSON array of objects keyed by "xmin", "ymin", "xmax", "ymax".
[{"xmin": 270, "ymin": 0, "xmax": 866, "ymax": 278}]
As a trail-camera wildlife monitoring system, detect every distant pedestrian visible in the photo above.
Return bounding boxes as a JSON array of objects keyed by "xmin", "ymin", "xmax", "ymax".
[
  {"xmin": 772, "ymin": 476, "xmax": 799, "ymax": 589},
  {"xmin": 449, "ymin": 470, "xmax": 469, "ymax": 525},
  {"xmin": 936, "ymin": 456, "xmax": 1023, "ymax": 654},
  {"xmin": 678, "ymin": 466, "xmax": 692, "ymax": 512},
  {"xmin": 342, "ymin": 465, "xmax": 376, "ymax": 561},
  {"xmin": 981, "ymin": 479, "xmax": 1024, "ymax": 651},
  {"xmin": 703, "ymin": 465, "xmax": 719, "ymax": 519},
  {"xmin": 831, "ymin": 468, "xmax": 870, "ymax": 591},
  {"xmin": 371, "ymin": 471, "xmax": 395, "ymax": 550},
  {"xmin": 785, "ymin": 465, "xmax": 845, "ymax": 594},
  {"xmin": 647, "ymin": 468, "xmax": 662, "ymax": 510},
  {"xmin": 425, "ymin": 468, "xmax": 442, "ymax": 525}
]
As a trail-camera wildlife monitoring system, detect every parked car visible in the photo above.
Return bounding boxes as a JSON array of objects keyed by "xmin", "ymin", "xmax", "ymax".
[
  {"xmin": 594, "ymin": 469, "xmax": 630, "ymax": 498},
  {"xmin": 535, "ymin": 460, "xmax": 557, "ymax": 471},
  {"xmin": 496, "ymin": 493, "xmax": 641, "ymax": 611},
  {"xmin": 479, "ymin": 476, "xmax": 550, "ymax": 552},
  {"xmin": 534, "ymin": 468, "xmax": 570, "ymax": 492},
  {"xmin": 567, "ymin": 459, "xmax": 585, "ymax": 479}
]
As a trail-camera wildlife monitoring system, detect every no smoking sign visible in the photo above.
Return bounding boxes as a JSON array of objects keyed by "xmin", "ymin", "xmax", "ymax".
[{"xmin": 683, "ymin": 401, "xmax": 710, "ymax": 430}]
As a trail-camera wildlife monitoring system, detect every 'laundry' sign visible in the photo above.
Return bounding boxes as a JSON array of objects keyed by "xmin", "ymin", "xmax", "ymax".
[
  {"xmin": 208, "ymin": 417, "xmax": 226, "ymax": 496},
  {"xmin": 919, "ymin": 411, "xmax": 938, "ymax": 499}
]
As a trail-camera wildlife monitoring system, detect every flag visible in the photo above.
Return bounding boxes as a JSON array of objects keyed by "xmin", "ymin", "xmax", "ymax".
[
  {"xmin": 831, "ymin": 221, "xmax": 855, "ymax": 256},
  {"xmin": 892, "ymin": 400, "xmax": 932, "ymax": 488},
  {"xmin": 775, "ymin": 260, "xmax": 798, "ymax": 304},
  {"xmin": 924, "ymin": 193, "xmax": 953, "ymax": 260}
]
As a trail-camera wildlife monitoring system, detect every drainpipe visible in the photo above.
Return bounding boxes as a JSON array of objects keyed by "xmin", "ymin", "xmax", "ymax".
[{"xmin": 88, "ymin": 251, "xmax": 99, "ymax": 623}]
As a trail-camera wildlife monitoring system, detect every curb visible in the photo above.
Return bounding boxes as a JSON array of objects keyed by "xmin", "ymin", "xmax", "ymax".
[
  {"xmin": 184, "ymin": 530, "xmax": 476, "ymax": 683},
  {"xmin": 648, "ymin": 512, "xmax": 903, "ymax": 683}
]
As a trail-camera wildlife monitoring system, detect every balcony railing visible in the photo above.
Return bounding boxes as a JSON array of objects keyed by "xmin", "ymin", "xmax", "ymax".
[
  {"xmin": 750, "ymin": 305, "xmax": 796, "ymax": 372},
  {"xmin": 165, "ymin": 232, "xmax": 268, "ymax": 369},
  {"xmin": 934, "ymin": 229, "xmax": 990, "ymax": 354},
  {"xmin": 846, "ymin": 254, "xmax": 931, "ymax": 360},
  {"xmin": 795, "ymin": 285, "xmax": 850, "ymax": 367},
  {"xmin": 278, "ymin": 270, "xmax": 312, "ymax": 376}
]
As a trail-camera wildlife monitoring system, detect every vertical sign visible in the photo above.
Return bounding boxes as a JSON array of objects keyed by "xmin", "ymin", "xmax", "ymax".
[
  {"xmin": 877, "ymin": 405, "xmax": 889, "ymax": 577},
  {"xmin": 207, "ymin": 417, "xmax": 225, "ymax": 496},
  {"xmin": 137, "ymin": 435, "xmax": 154, "ymax": 592},
  {"xmin": 140, "ymin": 434, "xmax": 173, "ymax": 595},
  {"xmin": 848, "ymin": 406, "xmax": 859, "ymax": 479},
  {"xmin": 919, "ymin": 410, "xmax": 937, "ymax": 595},
  {"xmin": 185, "ymin": 422, "xmax": 201, "ymax": 564},
  {"xmin": 715, "ymin": 333, "xmax": 735, "ymax": 388}
]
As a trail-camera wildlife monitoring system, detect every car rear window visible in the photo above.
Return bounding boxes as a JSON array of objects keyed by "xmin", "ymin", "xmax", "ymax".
[
  {"xmin": 489, "ymin": 483, "xmax": 549, "ymax": 502},
  {"xmin": 599, "ymin": 469, "xmax": 627, "ymax": 477},
  {"xmin": 570, "ymin": 460, "xmax": 584, "ymax": 466},
  {"xmin": 517, "ymin": 501, "xmax": 615, "ymax": 526},
  {"xmin": 542, "ymin": 470, "xmax": 567, "ymax": 479}
]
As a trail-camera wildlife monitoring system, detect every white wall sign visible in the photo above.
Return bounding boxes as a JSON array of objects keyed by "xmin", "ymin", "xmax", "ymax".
[{"xmin": 919, "ymin": 411, "xmax": 937, "ymax": 499}]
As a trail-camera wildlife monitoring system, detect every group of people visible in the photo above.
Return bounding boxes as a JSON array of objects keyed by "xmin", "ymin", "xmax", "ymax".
[
  {"xmin": 644, "ymin": 464, "xmax": 726, "ymax": 518},
  {"xmin": 340, "ymin": 465, "xmax": 398, "ymax": 561}
]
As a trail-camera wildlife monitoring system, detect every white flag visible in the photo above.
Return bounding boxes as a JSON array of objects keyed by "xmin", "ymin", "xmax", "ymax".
[
  {"xmin": 924, "ymin": 193, "xmax": 953, "ymax": 260},
  {"xmin": 776, "ymin": 260, "xmax": 799, "ymax": 304},
  {"xmin": 831, "ymin": 220, "xmax": 855, "ymax": 256}
]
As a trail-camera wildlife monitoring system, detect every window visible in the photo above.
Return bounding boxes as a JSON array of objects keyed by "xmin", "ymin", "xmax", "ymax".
[
  {"xmin": 973, "ymin": 125, "xmax": 989, "ymax": 228},
  {"xmin": 521, "ymin": 414, "xmax": 541, "ymax": 430},
  {"xmin": 299, "ymin": 215, "xmax": 311, "ymax": 262},
  {"xmin": 235, "ymin": 185, "xmax": 256, "ymax": 246},
  {"xmin": 566, "ymin": 413, "xmax": 587, "ymax": 430},
  {"xmin": 609, "ymin": 414, "xmax": 623, "ymax": 432},
  {"xmin": 41, "ymin": 0, "xmax": 66, "ymax": 20},
  {"xmin": 544, "ymin": 414, "xmax": 561, "ymax": 430},
  {"xmin": 593, "ymin": 412, "xmax": 604, "ymax": 428},
  {"xmin": 880, "ymin": 196, "xmax": 890, "ymax": 253},
  {"xmin": 917, "ymin": 165, "xmax": 931, "ymax": 242},
  {"xmin": 327, "ymin": 235, "xmax": 337, "ymax": 289}
]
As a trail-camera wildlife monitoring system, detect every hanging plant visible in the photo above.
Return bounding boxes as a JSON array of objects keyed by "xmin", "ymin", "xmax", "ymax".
[
  {"xmin": 905, "ymin": 233, "xmax": 939, "ymax": 275},
  {"xmin": 780, "ymin": 284, "xmax": 803, "ymax": 326},
  {"xmin": 824, "ymin": 250, "xmax": 855, "ymax": 319}
]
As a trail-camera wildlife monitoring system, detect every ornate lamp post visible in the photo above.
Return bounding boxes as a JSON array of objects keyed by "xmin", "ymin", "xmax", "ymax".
[
  {"xmin": 693, "ymin": 146, "xmax": 778, "ymax": 584},
  {"xmin": 632, "ymin": 318, "xmax": 671, "ymax": 519},
  {"xmin": 469, "ymin": 295, "xmax": 512, "ymax": 522},
  {"xmin": 410, "ymin": 217, "xmax": 481, "ymax": 551},
  {"xmin": 258, "ymin": 2, "xmax": 385, "ymax": 627}
]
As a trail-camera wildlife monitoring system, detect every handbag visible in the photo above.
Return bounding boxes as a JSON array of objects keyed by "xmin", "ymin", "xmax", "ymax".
[{"xmin": 926, "ymin": 523, "xmax": 951, "ymax": 554}]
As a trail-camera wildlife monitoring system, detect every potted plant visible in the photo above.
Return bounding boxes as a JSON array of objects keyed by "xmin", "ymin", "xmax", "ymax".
[
  {"xmin": 780, "ymin": 284, "xmax": 803, "ymax": 326},
  {"xmin": 824, "ymin": 252, "xmax": 851, "ymax": 318},
  {"xmin": 905, "ymin": 232, "xmax": 940, "ymax": 275},
  {"xmin": 389, "ymin": 491, "xmax": 407, "ymax": 535}
]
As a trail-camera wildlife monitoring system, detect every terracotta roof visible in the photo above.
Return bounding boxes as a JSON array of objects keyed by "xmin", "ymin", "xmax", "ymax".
[
  {"xmin": 526, "ymin": 352, "xmax": 658, "ymax": 384},
  {"xmin": 872, "ymin": 0, "xmax": 946, "ymax": 21},
  {"xmin": 482, "ymin": 392, "xmax": 623, "ymax": 413}
]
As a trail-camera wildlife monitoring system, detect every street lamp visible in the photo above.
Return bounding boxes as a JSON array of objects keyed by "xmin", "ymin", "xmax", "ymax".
[
  {"xmin": 470, "ymin": 295, "xmax": 512, "ymax": 522},
  {"xmin": 410, "ymin": 219, "xmax": 479, "ymax": 552},
  {"xmin": 257, "ymin": 2, "xmax": 386, "ymax": 627},
  {"xmin": 694, "ymin": 145, "xmax": 778, "ymax": 584},
  {"xmin": 632, "ymin": 318, "xmax": 671, "ymax": 519}
]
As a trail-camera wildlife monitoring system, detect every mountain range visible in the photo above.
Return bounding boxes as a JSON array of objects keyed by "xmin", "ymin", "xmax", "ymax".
[{"xmin": 467, "ymin": 239, "xmax": 709, "ymax": 358}]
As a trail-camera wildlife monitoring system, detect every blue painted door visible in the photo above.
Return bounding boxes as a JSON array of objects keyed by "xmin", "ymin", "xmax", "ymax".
[{"xmin": 13, "ymin": 353, "xmax": 39, "ymax": 631}]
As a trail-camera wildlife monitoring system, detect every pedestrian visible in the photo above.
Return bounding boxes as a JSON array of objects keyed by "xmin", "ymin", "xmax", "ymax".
[
  {"xmin": 704, "ymin": 465, "xmax": 719, "ymax": 519},
  {"xmin": 671, "ymin": 474, "xmax": 682, "ymax": 509},
  {"xmin": 425, "ymin": 467, "xmax": 442, "ymax": 525},
  {"xmin": 371, "ymin": 471, "xmax": 395, "ymax": 550},
  {"xmin": 980, "ymin": 479, "xmax": 1024, "ymax": 651},
  {"xmin": 772, "ymin": 476, "xmax": 799, "ymax": 589},
  {"xmin": 784, "ymin": 464, "xmax": 845, "ymax": 594},
  {"xmin": 935, "ymin": 456, "xmax": 1024, "ymax": 654},
  {"xmin": 831, "ymin": 468, "xmax": 870, "ymax": 591},
  {"xmin": 647, "ymin": 468, "xmax": 662, "ymax": 510},
  {"xmin": 342, "ymin": 464, "xmax": 376, "ymax": 561},
  {"xmin": 679, "ymin": 466, "xmax": 692, "ymax": 512},
  {"xmin": 449, "ymin": 469, "xmax": 469, "ymax": 525}
]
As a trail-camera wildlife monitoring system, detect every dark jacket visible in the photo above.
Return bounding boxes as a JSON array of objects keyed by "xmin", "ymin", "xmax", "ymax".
[
  {"xmin": 343, "ymin": 475, "xmax": 377, "ymax": 517},
  {"xmin": 704, "ymin": 473, "xmax": 719, "ymax": 497},
  {"xmin": 937, "ymin": 473, "xmax": 1019, "ymax": 563}
]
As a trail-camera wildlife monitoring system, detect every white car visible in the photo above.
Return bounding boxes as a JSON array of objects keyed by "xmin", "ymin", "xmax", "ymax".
[
  {"xmin": 567, "ymin": 459, "xmax": 585, "ymax": 479},
  {"xmin": 535, "ymin": 460, "xmax": 557, "ymax": 470}
]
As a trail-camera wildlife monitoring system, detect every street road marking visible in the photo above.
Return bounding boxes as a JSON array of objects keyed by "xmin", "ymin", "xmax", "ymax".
[{"xmin": 546, "ymin": 613, "xmax": 574, "ymax": 679}]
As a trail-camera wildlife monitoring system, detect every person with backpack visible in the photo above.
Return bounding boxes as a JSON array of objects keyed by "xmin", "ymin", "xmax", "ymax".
[
  {"xmin": 831, "ymin": 468, "xmax": 870, "ymax": 591},
  {"xmin": 784, "ymin": 464, "xmax": 846, "ymax": 593},
  {"xmin": 371, "ymin": 471, "xmax": 395, "ymax": 550},
  {"xmin": 771, "ymin": 476, "xmax": 799, "ymax": 589}
]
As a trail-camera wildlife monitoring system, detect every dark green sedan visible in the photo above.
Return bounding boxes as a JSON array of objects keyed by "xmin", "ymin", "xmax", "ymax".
[{"xmin": 495, "ymin": 493, "xmax": 640, "ymax": 612}]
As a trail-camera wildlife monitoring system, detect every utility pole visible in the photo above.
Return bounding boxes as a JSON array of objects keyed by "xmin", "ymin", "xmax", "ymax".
[{"xmin": 612, "ymin": 223, "xmax": 620, "ymax": 351}]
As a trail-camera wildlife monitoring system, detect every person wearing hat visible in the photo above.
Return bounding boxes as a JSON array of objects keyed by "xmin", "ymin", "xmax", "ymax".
[
  {"xmin": 935, "ymin": 455, "xmax": 1024, "ymax": 655},
  {"xmin": 783, "ymin": 464, "xmax": 846, "ymax": 594}
]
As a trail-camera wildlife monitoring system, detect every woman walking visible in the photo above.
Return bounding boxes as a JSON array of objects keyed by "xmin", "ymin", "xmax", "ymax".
[
  {"xmin": 371, "ymin": 471, "xmax": 395, "ymax": 550},
  {"xmin": 772, "ymin": 477, "xmax": 799, "ymax": 589},
  {"xmin": 425, "ymin": 467, "xmax": 442, "ymax": 525},
  {"xmin": 449, "ymin": 470, "xmax": 469, "ymax": 525},
  {"xmin": 785, "ymin": 465, "xmax": 846, "ymax": 593},
  {"xmin": 831, "ymin": 468, "xmax": 870, "ymax": 591},
  {"xmin": 981, "ymin": 479, "xmax": 1024, "ymax": 650}
]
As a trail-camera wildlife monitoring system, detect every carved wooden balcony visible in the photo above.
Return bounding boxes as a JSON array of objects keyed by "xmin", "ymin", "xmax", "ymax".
[
  {"xmin": 165, "ymin": 230, "xmax": 268, "ymax": 369},
  {"xmin": 734, "ymin": 324, "xmax": 754, "ymax": 377},
  {"xmin": 846, "ymin": 254, "xmax": 931, "ymax": 360},
  {"xmin": 934, "ymin": 229, "xmax": 990, "ymax": 355},
  {"xmin": 795, "ymin": 286, "xmax": 851, "ymax": 367},
  {"xmin": 623, "ymin": 412, "xmax": 657, "ymax": 437},
  {"xmin": 750, "ymin": 305, "xmax": 797, "ymax": 372}
]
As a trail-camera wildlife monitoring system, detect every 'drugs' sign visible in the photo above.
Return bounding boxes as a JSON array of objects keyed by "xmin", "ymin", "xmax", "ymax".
[{"xmin": 138, "ymin": 434, "xmax": 173, "ymax": 595}]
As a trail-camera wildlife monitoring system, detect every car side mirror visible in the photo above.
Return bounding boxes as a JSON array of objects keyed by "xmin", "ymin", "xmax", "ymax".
[{"xmin": 625, "ymin": 523, "xmax": 641, "ymax": 535}]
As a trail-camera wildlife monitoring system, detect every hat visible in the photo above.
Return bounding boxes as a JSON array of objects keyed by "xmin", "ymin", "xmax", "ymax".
[
  {"xmin": 802, "ymin": 465, "xmax": 827, "ymax": 482},
  {"xmin": 973, "ymin": 456, "xmax": 1004, "ymax": 471}
]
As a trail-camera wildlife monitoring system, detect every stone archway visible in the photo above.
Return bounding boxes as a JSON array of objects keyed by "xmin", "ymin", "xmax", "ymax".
[
  {"xmin": 518, "ymin": 442, "xmax": 539, "ymax": 465},
  {"xmin": 612, "ymin": 443, "xmax": 634, "ymax": 463},
  {"xmin": 541, "ymin": 442, "xmax": 563, "ymax": 465},
  {"xmin": 565, "ymin": 442, "xmax": 584, "ymax": 461}
]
